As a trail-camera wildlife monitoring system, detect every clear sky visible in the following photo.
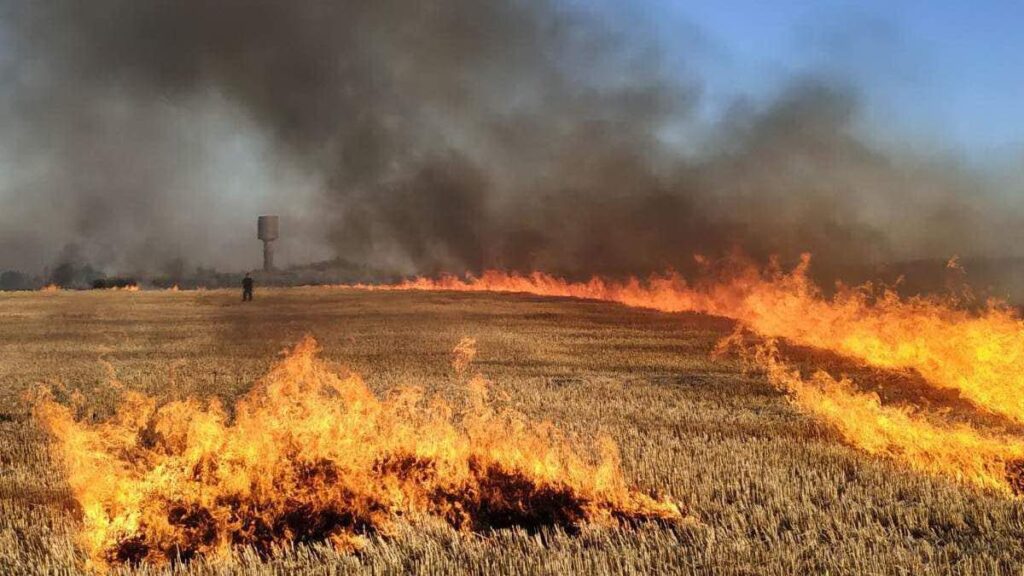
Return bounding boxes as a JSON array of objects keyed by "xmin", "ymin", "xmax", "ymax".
[{"xmin": 586, "ymin": 1, "xmax": 1024, "ymax": 159}]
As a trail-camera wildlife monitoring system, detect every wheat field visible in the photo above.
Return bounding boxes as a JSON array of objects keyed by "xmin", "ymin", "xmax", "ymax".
[{"xmin": 2, "ymin": 288, "xmax": 1023, "ymax": 575}]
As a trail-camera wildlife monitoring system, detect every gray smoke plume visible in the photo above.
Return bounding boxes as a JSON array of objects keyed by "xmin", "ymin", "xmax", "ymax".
[{"xmin": 0, "ymin": 0, "xmax": 1020, "ymax": 283}]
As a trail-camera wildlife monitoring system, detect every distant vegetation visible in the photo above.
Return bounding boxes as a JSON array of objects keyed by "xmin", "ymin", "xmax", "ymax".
[{"xmin": 0, "ymin": 255, "xmax": 400, "ymax": 291}]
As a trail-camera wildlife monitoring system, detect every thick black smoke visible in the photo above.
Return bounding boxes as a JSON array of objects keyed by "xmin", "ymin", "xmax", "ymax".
[{"xmin": 0, "ymin": 1, "xmax": 1020, "ymax": 282}]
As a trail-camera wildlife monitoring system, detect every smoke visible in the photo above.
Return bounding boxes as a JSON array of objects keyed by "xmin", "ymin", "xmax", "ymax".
[{"xmin": 0, "ymin": 0, "xmax": 1020, "ymax": 281}]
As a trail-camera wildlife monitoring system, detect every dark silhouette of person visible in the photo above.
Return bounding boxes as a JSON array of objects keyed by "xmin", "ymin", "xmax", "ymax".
[{"xmin": 242, "ymin": 273, "xmax": 254, "ymax": 302}]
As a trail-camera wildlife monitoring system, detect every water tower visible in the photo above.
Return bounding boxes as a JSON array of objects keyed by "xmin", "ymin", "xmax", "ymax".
[{"xmin": 257, "ymin": 215, "xmax": 279, "ymax": 272}]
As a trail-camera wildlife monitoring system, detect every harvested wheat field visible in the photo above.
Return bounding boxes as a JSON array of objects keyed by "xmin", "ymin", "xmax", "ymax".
[{"xmin": 3, "ymin": 287, "xmax": 1024, "ymax": 575}]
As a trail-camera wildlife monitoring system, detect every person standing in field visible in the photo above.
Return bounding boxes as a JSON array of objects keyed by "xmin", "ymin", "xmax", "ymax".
[{"xmin": 242, "ymin": 273, "xmax": 254, "ymax": 302}]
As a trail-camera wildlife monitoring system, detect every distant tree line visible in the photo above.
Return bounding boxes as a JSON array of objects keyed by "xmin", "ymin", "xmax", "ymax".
[{"xmin": 2, "ymin": 255, "xmax": 411, "ymax": 291}]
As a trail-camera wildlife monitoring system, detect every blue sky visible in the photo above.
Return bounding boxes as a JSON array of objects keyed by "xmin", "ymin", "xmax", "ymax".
[{"xmin": 584, "ymin": 1, "xmax": 1024, "ymax": 159}]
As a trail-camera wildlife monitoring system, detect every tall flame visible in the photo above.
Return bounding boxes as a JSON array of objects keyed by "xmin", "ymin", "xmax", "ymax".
[
  {"xmin": 34, "ymin": 337, "xmax": 682, "ymax": 570},
  {"xmin": 361, "ymin": 257, "xmax": 1024, "ymax": 423}
]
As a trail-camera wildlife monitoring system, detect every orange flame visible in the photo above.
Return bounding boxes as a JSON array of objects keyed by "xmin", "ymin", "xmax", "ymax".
[
  {"xmin": 740, "ymin": 339, "xmax": 1024, "ymax": 494},
  {"xmin": 34, "ymin": 337, "xmax": 682, "ymax": 570},
  {"xmin": 41, "ymin": 284, "xmax": 61, "ymax": 292},
  {"xmin": 361, "ymin": 257, "xmax": 1024, "ymax": 424}
]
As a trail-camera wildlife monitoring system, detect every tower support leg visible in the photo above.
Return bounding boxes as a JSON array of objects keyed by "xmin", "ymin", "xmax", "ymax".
[{"xmin": 263, "ymin": 240, "xmax": 275, "ymax": 272}]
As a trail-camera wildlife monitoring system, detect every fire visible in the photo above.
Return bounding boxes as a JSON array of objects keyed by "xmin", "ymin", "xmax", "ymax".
[
  {"xmin": 735, "ymin": 338, "xmax": 1024, "ymax": 494},
  {"xmin": 359, "ymin": 259, "xmax": 1024, "ymax": 490},
  {"xmin": 41, "ymin": 284, "xmax": 61, "ymax": 292},
  {"xmin": 34, "ymin": 337, "xmax": 682, "ymax": 570},
  {"xmin": 362, "ymin": 256, "xmax": 1024, "ymax": 424}
]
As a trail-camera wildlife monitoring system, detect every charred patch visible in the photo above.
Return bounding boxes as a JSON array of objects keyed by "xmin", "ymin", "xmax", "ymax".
[
  {"xmin": 165, "ymin": 504, "xmax": 219, "ymax": 562},
  {"xmin": 109, "ymin": 535, "xmax": 149, "ymax": 567},
  {"xmin": 433, "ymin": 457, "xmax": 589, "ymax": 534}
]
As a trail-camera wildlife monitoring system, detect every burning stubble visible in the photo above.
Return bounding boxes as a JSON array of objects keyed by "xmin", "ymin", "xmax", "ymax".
[
  {"xmin": 737, "ymin": 339, "xmax": 1024, "ymax": 496},
  {"xmin": 353, "ymin": 256, "xmax": 1024, "ymax": 490},
  {"xmin": 358, "ymin": 256, "xmax": 1024, "ymax": 426},
  {"xmin": 33, "ymin": 336, "xmax": 683, "ymax": 571}
]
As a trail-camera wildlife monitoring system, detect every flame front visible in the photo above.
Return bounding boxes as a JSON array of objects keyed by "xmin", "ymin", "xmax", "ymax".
[
  {"xmin": 34, "ymin": 336, "xmax": 682, "ymax": 570},
  {"xmin": 360, "ymin": 259, "xmax": 1024, "ymax": 491},
  {"xmin": 365, "ymin": 257, "xmax": 1024, "ymax": 424},
  {"xmin": 741, "ymin": 339, "xmax": 1024, "ymax": 493}
]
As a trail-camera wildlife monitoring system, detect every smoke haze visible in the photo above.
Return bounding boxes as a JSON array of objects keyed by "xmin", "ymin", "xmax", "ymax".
[{"xmin": 0, "ymin": 0, "xmax": 1021, "ymax": 281}]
